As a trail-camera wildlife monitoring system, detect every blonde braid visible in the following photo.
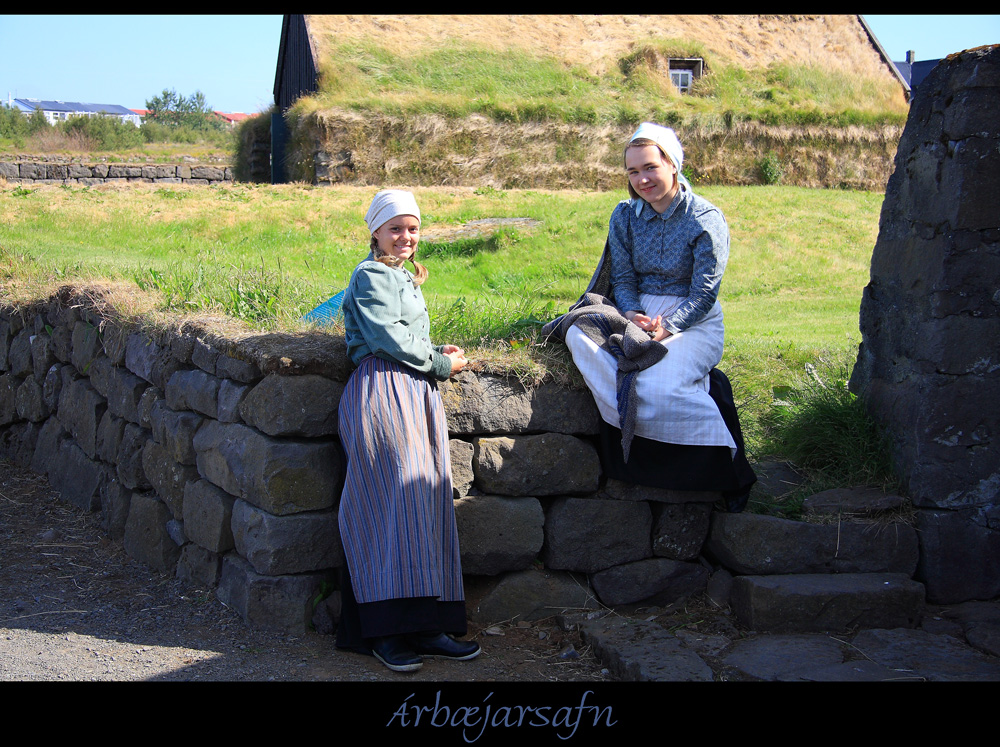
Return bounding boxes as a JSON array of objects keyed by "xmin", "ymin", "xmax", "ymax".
[{"xmin": 370, "ymin": 236, "xmax": 429, "ymax": 286}]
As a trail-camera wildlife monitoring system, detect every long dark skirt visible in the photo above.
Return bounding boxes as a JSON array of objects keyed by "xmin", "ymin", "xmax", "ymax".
[
  {"xmin": 335, "ymin": 355, "xmax": 467, "ymax": 652},
  {"xmin": 336, "ymin": 564, "xmax": 467, "ymax": 654},
  {"xmin": 598, "ymin": 368, "xmax": 756, "ymax": 512}
]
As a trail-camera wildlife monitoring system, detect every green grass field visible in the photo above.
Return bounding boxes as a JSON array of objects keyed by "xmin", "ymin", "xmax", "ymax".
[{"xmin": 1, "ymin": 180, "xmax": 887, "ymax": 486}]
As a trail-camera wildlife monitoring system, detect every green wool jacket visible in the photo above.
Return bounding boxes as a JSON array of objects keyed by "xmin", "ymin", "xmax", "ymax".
[{"xmin": 342, "ymin": 255, "xmax": 452, "ymax": 381}]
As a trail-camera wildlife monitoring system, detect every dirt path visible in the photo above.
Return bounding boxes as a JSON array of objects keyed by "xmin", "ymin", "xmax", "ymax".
[{"xmin": 0, "ymin": 457, "xmax": 611, "ymax": 683}]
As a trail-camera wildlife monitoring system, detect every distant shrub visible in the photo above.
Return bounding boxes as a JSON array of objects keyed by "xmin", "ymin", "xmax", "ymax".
[
  {"xmin": 26, "ymin": 108, "xmax": 49, "ymax": 134},
  {"xmin": 0, "ymin": 104, "xmax": 30, "ymax": 140},
  {"xmin": 139, "ymin": 120, "xmax": 174, "ymax": 143},
  {"xmin": 757, "ymin": 152, "xmax": 784, "ymax": 185},
  {"xmin": 59, "ymin": 115, "xmax": 144, "ymax": 150},
  {"xmin": 144, "ymin": 88, "xmax": 228, "ymax": 132}
]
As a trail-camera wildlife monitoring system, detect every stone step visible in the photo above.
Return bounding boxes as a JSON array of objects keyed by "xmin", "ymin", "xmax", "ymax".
[
  {"xmin": 705, "ymin": 512, "xmax": 918, "ymax": 575},
  {"xmin": 731, "ymin": 572, "xmax": 925, "ymax": 633},
  {"xmin": 849, "ymin": 627, "xmax": 1000, "ymax": 681},
  {"xmin": 720, "ymin": 634, "xmax": 893, "ymax": 681},
  {"xmin": 579, "ymin": 615, "xmax": 714, "ymax": 682},
  {"xmin": 802, "ymin": 487, "xmax": 906, "ymax": 515}
]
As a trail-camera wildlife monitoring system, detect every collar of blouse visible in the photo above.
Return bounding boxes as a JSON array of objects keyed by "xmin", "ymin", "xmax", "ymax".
[{"xmin": 634, "ymin": 187, "xmax": 686, "ymax": 221}]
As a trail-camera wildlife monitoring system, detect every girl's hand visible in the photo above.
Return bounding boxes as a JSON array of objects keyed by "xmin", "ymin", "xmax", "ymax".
[
  {"xmin": 444, "ymin": 346, "xmax": 468, "ymax": 375},
  {"xmin": 650, "ymin": 325, "xmax": 672, "ymax": 342},
  {"xmin": 625, "ymin": 311, "xmax": 670, "ymax": 341},
  {"xmin": 625, "ymin": 311, "xmax": 662, "ymax": 332}
]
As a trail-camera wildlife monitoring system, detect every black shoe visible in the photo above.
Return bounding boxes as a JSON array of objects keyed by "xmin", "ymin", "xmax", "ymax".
[
  {"xmin": 408, "ymin": 632, "xmax": 481, "ymax": 661},
  {"xmin": 370, "ymin": 635, "xmax": 422, "ymax": 672}
]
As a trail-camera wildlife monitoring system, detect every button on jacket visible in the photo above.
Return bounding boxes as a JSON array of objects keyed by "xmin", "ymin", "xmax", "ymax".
[{"xmin": 342, "ymin": 255, "xmax": 452, "ymax": 380}]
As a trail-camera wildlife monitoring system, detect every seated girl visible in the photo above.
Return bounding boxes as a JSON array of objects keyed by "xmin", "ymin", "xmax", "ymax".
[{"xmin": 544, "ymin": 123, "xmax": 755, "ymax": 510}]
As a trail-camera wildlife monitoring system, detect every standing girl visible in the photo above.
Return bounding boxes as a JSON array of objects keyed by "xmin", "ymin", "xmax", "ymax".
[{"xmin": 335, "ymin": 189, "xmax": 481, "ymax": 672}]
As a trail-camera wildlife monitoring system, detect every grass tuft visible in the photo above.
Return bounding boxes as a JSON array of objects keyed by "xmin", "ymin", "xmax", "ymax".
[{"xmin": 762, "ymin": 354, "xmax": 898, "ymax": 491}]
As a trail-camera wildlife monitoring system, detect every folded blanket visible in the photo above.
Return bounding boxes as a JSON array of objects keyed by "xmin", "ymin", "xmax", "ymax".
[{"xmin": 542, "ymin": 290, "xmax": 666, "ymax": 462}]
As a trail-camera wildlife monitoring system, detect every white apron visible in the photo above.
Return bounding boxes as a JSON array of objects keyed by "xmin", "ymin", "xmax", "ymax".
[{"xmin": 566, "ymin": 293, "xmax": 737, "ymax": 453}]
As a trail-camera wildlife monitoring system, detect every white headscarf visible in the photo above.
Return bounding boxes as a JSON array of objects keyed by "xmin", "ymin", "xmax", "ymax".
[
  {"xmin": 364, "ymin": 189, "xmax": 421, "ymax": 234},
  {"xmin": 628, "ymin": 122, "xmax": 692, "ymax": 211}
]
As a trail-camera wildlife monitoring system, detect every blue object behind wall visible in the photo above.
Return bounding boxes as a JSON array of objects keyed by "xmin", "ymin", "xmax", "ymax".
[{"xmin": 301, "ymin": 289, "xmax": 346, "ymax": 326}]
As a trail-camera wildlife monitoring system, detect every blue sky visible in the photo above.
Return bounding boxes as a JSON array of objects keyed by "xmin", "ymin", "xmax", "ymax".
[
  {"xmin": 2, "ymin": 15, "xmax": 284, "ymax": 114},
  {"xmin": 2, "ymin": 15, "xmax": 998, "ymax": 114},
  {"xmin": 863, "ymin": 14, "xmax": 998, "ymax": 63}
]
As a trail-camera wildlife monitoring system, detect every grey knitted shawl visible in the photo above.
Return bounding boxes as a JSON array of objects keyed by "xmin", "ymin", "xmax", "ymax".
[{"xmin": 542, "ymin": 239, "xmax": 667, "ymax": 462}]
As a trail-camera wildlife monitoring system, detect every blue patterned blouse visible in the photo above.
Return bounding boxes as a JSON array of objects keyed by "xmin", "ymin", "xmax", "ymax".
[{"xmin": 607, "ymin": 188, "xmax": 730, "ymax": 334}]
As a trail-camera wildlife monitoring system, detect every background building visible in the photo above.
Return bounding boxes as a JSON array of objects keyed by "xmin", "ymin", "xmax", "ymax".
[{"xmin": 10, "ymin": 98, "xmax": 142, "ymax": 127}]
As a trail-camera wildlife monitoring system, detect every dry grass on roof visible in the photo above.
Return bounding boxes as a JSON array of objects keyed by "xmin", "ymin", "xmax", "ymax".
[{"xmin": 306, "ymin": 14, "xmax": 895, "ymax": 80}]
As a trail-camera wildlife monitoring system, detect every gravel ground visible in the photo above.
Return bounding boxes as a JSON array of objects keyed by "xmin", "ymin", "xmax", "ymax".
[{"xmin": 0, "ymin": 457, "xmax": 612, "ymax": 683}]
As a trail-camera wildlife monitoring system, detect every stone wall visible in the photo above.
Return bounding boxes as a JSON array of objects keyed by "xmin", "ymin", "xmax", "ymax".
[
  {"xmin": 0, "ymin": 161, "xmax": 234, "ymax": 186},
  {"xmin": 851, "ymin": 46, "xmax": 1000, "ymax": 604},
  {"xmin": 0, "ymin": 288, "xmax": 723, "ymax": 635}
]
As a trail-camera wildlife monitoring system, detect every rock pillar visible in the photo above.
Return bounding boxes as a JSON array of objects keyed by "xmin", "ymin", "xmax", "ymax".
[{"xmin": 851, "ymin": 45, "xmax": 1000, "ymax": 603}]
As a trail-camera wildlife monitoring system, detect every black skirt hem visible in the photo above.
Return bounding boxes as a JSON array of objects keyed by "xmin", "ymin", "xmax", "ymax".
[
  {"xmin": 335, "ymin": 565, "xmax": 468, "ymax": 653},
  {"xmin": 597, "ymin": 368, "xmax": 756, "ymax": 511}
]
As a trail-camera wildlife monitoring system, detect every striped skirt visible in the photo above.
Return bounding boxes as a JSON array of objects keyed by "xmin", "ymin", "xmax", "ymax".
[{"xmin": 337, "ymin": 355, "xmax": 464, "ymax": 606}]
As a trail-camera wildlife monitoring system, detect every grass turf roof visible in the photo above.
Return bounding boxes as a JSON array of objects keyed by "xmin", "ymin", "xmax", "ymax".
[{"xmin": 304, "ymin": 14, "xmax": 904, "ymax": 85}]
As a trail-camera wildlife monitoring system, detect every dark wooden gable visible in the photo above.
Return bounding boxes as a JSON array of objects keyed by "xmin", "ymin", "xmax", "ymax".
[{"xmin": 274, "ymin": 14, "xmax": 318, "ymax": 112}]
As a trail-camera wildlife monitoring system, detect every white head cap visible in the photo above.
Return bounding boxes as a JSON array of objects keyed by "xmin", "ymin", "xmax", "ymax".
[
  {"xmin": 628, "ymin": 122, "xmax": 691, "ymax": 203},
  {"xmin": 364, "ymin": 189, "xmax": 421, "ymax": 234},
  {"xmin": 630, "ymin": 122, "xmax": 683, "ymax": 171}
]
